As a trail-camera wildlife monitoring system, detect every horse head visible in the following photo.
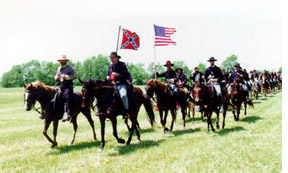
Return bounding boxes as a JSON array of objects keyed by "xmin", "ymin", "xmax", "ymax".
[{"xmin": 145, "ymin": 79, "xmax": 159, "ymax": 98}]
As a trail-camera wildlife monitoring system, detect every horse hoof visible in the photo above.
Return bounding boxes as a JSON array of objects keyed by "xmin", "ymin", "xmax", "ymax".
[
  {"xmin": 212, "ymin": 129, "xmax": 215, "ymax": 132},
  {"xmin": 51, "ymin": 143, "xmax": 57, "ymax": 148},
  {"xmin": 164, "ymin": 127, "xmax": 169, "ymax": 131},
  {"xmin": 118, "ymin": 138, "xmax": 126, "ymax": 144},
  {"xmin": 70, "ymin": 140, "xmax": 74, "ymax": 145},
  {"xmin": 126, "ymin": 142, "xmax": 131, "ymax": 146},
  {"xmin": 216, "ymin": 124, "xmax": 220, "ymax": 129},
  {"xmin": 206, "ymin": 131, "xmax": 209, "ymax": 134}
]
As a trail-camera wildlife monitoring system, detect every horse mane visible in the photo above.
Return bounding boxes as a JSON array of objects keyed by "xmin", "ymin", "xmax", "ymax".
[{"xmin": 29, "ymin": 81, "xmax": 54, "ymax": 91}]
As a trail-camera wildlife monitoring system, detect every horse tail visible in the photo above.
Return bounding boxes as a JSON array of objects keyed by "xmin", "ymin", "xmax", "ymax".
[
  {"xmin": 246, "ymin": 99, "xmax": 254, "ymax": 108},
  {"xmin": 142, "ymin": 94, "xmax": 155, "ymax": 127}
]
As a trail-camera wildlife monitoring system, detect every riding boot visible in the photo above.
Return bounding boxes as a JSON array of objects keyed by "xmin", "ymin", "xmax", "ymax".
[{"xmin": 62, "ymin": 104, "xmax": 72, "ymax": 122}]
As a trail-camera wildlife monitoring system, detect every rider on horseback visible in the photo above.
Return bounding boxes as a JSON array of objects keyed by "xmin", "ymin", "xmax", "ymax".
[
  {"xmin": 204, "ymin": 57, "xmax": 224, "ymax": 112},
  {"xmin": 106, "ymin": 52, "xmax": 131, "ymax": 119},
  {"xmin": 54, "ymin": 55, "xmax": 77, "ymax": 122},
  {"xmin": 227, "ymin": 64, "xmax": 248, "ymax": 94},
  {"xmin": 176, "ymin": 67, "xmax": 188, "ymax": 90},
  {"xmin": 156, "ymin": 61, "xmax": 179, "ymax": 96}
]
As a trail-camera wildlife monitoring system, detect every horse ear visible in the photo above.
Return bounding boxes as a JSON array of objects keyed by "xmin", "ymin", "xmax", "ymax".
[
  {"xmin": 22, "ymin": 83, "xmax": 26, "ymax": 88},
  {"xmin": 78, "ymin": 78, "xmax": 83, "ymax": 84},
  {"xmin": 144, "ymin": 79, "xmax": 148, "ymax": 84}
]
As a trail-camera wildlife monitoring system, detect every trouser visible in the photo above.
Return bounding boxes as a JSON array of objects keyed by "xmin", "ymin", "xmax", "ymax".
[
  {"xmin": 212, "ymin": 83, "xmax": 222, "ymax": 107},
  {"xmin": 168, "ymin": 83, "xmax": 179, "ymax": 96},
  {"xmin": 61, "ymin": 87, "xmax": 73, "ymax": 114},
  {"xmin": 118, "ymin": 85, "xmax": 129, "ymax": 110}
]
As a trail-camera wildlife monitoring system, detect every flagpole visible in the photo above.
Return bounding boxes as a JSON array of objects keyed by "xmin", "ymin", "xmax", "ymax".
[
  {"xmin": 116, "ymin": 25, "xmax": 121, "ymax": 53},
  {"xmin": 153, "ymin": 24, "xmax": 157, "ymax": 79}
]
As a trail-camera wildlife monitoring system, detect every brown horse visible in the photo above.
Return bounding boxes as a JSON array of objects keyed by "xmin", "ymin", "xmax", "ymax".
[
  {"xmin": 192, "ymin": 82, "xmax": 219, "ymax": 133},
  {"xmin": 261, "ymin": 75, "xmax": 269, "ymax": 97},
  {"xmin": 23, "ymin": 81, "xmax": 96, "ymax": 148},
  {"xmin": 229, "ymin": 81, "xmax": 254, "ymax": 121},
  {"xmin": 80, "ymin": 79, "xmax": 155, "ymax": 150},
  {"xmin": 145, "ymin": 79, "xmax": 189, "ymax": 132}
]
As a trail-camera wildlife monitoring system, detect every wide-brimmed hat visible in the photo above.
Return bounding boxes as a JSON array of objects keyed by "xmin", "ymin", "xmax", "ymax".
[
  {"xmin": 109, "ymin": 52, "xmax": 121, "ymax": 59},
  {"xmin": 57, "ymin": 55, "xmax": 70, "ymax": 62},
  {"xmin": 164, "ymin": 61, "xmax": 174, "ymax": 66},
  {"xmin": 176, "ymin": 67, "xmax": 183, "ymax": 72},
  {"xmin": 207, "ymin": 57, "xmax": 217, "ymax": 62},
  {"xmin": 234, "ymin": 64, "xmax": 242, "ymax": 69}
]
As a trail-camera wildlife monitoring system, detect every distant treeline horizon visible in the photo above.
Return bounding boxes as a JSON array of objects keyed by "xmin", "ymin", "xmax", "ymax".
[{"xmin": 0, "ymin": 54, "xmax": 282, "ymax": 88}]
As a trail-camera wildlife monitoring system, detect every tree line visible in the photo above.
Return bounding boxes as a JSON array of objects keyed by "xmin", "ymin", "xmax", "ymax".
[{"xmin": 0, "ymin": 54, "xmax": 281, "ymax": 88}]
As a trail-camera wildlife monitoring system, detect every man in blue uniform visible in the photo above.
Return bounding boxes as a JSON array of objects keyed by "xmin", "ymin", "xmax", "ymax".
[
  {"xmin": 106, "ymin": 52, "xmax": 131, "ymax": 118},
  {"xmin": 176, "ymin": 67, "xmax": 188, "ymax": 89},
  {"xmin": 156, "ymin": 61, "xmax": 179, "ymax": 96},
  {"xmin": 55, "ymin": 55, "xmax": 77, "ymax": 122},
  {"xmin": 204, "ymin": 57, "xmax": 224, "ymax": 110},
  {"xmin": 227, "ymin": 64, "xmax": 248, "ymax": 94}
]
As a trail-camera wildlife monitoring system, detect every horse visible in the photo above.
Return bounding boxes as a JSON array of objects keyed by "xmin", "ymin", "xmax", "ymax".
[
  {"xmin": 23, "ymin": 81, "xmax": 96, "ymax": 148},
  {"xmin": 261, "ymin": 75, "xmax": 269, "ymax": 97},
  {"xmin": 145, "ymin": 79, "xmax": 189, "ymax": 132},
  {"xmin": 250, "ymin": 80, "xmax": 260, "ymax": 100},
  {"xmin": 191, "ymin": 81, "xmax": 220, "ymax": 133},
  {"xmin": 229, "ymin": 80, "xmax": 254, "ymax": 121},
  {"xmin": 80, "ymin": 78, "xmax": 155, "ymax": 150},
  {"xmin": 188, "ymin": 84, "xmax": 204, "ymax": 122}
]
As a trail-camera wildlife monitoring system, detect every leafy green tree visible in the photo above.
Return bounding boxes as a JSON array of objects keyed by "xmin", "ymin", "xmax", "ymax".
[
  {"xmin": 127, "ymin": 63, "xmax": 149, "ymax": 85},
  {"xmin": 173, "ymin": 60, "xmax": 192, "ymax": 75},
  {"xmin": 147, "ymin": 62, "xmax": 165, "ymax": 82},
  {"xmin": 1, "ymin": 65, "xmax": 24, "ymax": 87},
  {"xmin": 221, "ymin": 54, "xmax": 239, "ymax": 72},
  {"xmin": 197, "ymin": 62, "xmax": 206, "ymax": 73},
  {"xmin": 279, "ymin": 67, "xmax": 282, "ymax": 72}
]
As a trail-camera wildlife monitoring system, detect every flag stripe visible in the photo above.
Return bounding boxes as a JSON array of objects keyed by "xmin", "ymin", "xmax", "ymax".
[{"xmin": 154, "ymin": 25, "xmax": 176, "ymax": 47}]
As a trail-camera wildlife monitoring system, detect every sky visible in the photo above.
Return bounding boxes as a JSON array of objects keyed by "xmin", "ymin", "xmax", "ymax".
[{"xmin": 0, "ymin": 0, "xmax": 282, "ymax": 77}]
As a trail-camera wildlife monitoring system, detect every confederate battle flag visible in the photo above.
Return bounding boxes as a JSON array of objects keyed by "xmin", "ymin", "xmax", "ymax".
[{"xmin": 120, "ymin": 28, "xmax": 140, "ymax": 50}]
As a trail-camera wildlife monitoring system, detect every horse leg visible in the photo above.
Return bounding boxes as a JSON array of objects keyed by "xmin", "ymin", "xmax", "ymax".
[
  {"xmin": 244, "ymin": 100, "xmax": 247, "ymax": 116},
  {"xmin": 216, "ymin": 110, "xmax": 220, "ymax": 129},
  {"xmin": 201, "ymin": 111, "xmax": 204, "ymax": 122},
  {"xmin": 209, "ymin": 112, "xmax": 215, "ymax": 132},
  {"xmin": 71, "ymin": 117, "xmax": 78, "ymax": 144},
  {"xmin": 182, "ymin": 107, "xmax": 186, "ymax": 129},
  {"xmin": 52, "ymin": 120, "xmax": 58, "ymax": 147},
  {"xmin": 126, "ymin": 121, "xmax": 136, "ymax": 145},
  {"xmin": 82, "ymin": 109, "xmax": 97, "ymax": 141},
  {"xmin": 170, "ymin": 109, "xmax": 176, "ymax": 131},
  {"xmin": 99, "ymin": 116, "xmax": 106, "ymax": 150},
  {"xmin": 124, "ymin": 117, "xmax": 131, "ymax": 132},
  {"xmin": 206, "ymin": 112, "xmax": 210, "ymax": 133},
  {"xmin": 135, "ymin": 120, "xmax": 141, "ymax": 141},
  {"xmin": 237, "ymin": 107, "xmax": 241, "ymax": 121},
  {"xmin": 232, "ymin": 106, "xmax": 237, "ymax": 121},
  {"xmin": 111, "ymin": 116, "xmax": 125, "ymax": 144},
  {"xmin": 42, "ymin": 119, "xmax": 55, "ymax": 147},
  {"xmin": 222, "ymin": 110, "xmax": 226, "ymax": 129},
  {"xmin": 163, "ymin": 110, "xmax": 169, "ymax": 132}
]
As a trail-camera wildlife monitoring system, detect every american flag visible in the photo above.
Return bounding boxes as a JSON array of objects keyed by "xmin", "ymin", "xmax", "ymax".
[{"xmin": 154, "ymin": 24, "xmax": 176, "ymax": 46}]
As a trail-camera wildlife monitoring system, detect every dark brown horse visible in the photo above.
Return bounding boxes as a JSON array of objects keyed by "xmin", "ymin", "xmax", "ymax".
[
  {"xmin": 23, "ymin": 81, "xmax": 96, "ymax": 147},
  {"xmin": 229, "ymin": 81, "xmax": 254, "ymax": 121},
  {"xmin": 145, "ymin": 79, "xmax": 189, "ymax": 132},
  {"xmin": 192, "ymin": 82, "xmax": 220, "ymax": 133},
  {"xmin": 80, "ymin": 79, "xmax": 155, "ymax": 150}
]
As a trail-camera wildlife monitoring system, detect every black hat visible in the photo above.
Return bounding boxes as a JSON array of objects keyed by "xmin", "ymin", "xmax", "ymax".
[
  {"xmin": 109, "ymin": 52, "xmax": 121, "ymax": 59},
  {"xmin": 176, "ymin": 67, "xmax": 183, "ymax": 72},
  {"xmin": 234, "ymin": 64, "xmax": 242, "ymax": 69},
  {"xmin": 207, "ymin": 57, "xmax": 217, "ymax": 62},
  {"xmin": 164, "ymin": 61, "xmax": 174, "ymax": 66}
]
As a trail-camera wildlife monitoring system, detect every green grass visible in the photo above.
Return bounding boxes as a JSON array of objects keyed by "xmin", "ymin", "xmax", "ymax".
[{"xmin": 0, "ymin": 87, "xmax": 282, "ymax": 172}]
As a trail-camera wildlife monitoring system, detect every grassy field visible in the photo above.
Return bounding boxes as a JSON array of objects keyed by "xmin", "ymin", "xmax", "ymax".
[{"xmin": 0, "ymin": 86, "xmax": 282, "ymax": 172}]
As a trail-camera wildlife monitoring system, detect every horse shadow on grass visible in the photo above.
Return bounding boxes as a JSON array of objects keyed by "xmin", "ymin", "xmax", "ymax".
[
  {"xmin": 109, "ymin": 139, "xmax": 165, "ymax": 156},
  {"xmin": 185, "ymin": 117, "xmax": 205, "ymax": 123},
  {"xmin": 241, "ymin": 116, "xmax": 262, "ymax": 124},
  {"xmin": 172, "ymin": 127, "xmax": 201, "ymax": 136},
  {"xmin": 216, "ymin": 126, "xmax": 245, "ymax": 136},
  {"xmin": 47, "ymin": 140, "xmax": 100, "ymax": 155}
]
